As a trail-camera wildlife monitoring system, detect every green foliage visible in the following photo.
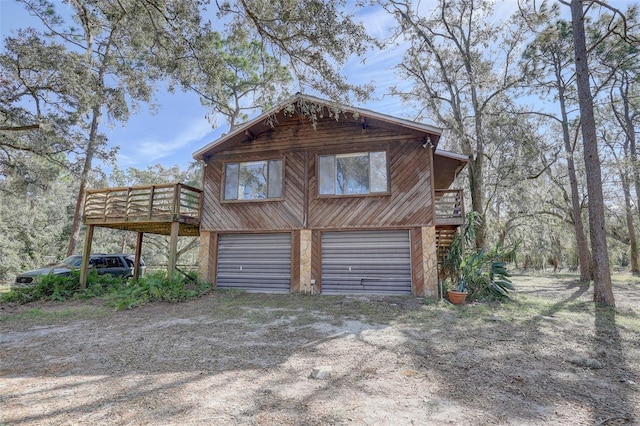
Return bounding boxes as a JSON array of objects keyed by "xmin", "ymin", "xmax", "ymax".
[
  {"xmin": 442, "ymin": 212, "xmax": 517, "ymax": 301},
  {"xmin": 456, "ymin": 248, "xmax": 515, "ymax": 300},
  {"xmin": 106, "ymin": 272, "xmax": 210, "ymax": 310},
  {"xmin": 1, "ymin": 270, "xmax": 211, "ymax": 309},
  {"xmin": 2, "ymin": 271, "xmax": 82, "ymax": 303},
  {"xmin": 178, "ymin": 28, "xmax": 293, "ymax": 130}
]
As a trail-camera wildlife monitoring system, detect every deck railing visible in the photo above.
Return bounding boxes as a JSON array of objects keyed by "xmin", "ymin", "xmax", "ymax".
[
  {"xmin": 435, "ymin": 189, "xmax": 464, "ymax": 225},
  {"xmin": 84, "ymin": 183, "xmax": 202, "ymax": 223}
]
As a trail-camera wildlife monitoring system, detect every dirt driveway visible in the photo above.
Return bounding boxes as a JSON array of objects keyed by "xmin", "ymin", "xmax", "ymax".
[{"xmin": 1, "ymin": 273, "xmax": 639, "ymax": 425}]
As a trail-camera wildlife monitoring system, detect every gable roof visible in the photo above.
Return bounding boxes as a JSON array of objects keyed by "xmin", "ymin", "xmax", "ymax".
[{"xmin": 192, "ymin": 93, "xmax": 445, "ymax": 161}]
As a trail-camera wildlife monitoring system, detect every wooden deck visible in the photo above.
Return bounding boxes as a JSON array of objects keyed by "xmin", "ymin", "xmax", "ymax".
[
  {"xmin": 83, "ymin": 183, "xmax": 202, "ymax": 236},
  {"xmin": 435, "ymin": 189, "xmax": 464, "ymax": 226},
  {"xmin": 434, "ymin": 189, "xmax": 465, "ymax": 266}
]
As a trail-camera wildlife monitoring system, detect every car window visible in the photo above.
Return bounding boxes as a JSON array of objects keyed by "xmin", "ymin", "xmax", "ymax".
[
  {"xmin": 123, "ymin": 256, "xmax": 144, "ymax": 267},
  {"xmin": 90, "ymin": 257, "xmax": 106, "ymax": 267},
  {"xmin": 105, "ymin": 256, "xmax": 123, "ymax": 268},
  {"xmin": 61, "ymin": 256, "xmax": 83, "ymax": 268}
]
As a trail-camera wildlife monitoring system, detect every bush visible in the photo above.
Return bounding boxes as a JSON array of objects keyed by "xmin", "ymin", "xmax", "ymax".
[
  {"xmin": 456, "ymin": 247, "xmax": 515, "ymax": 300},
  {"xmin": 106, "ymin": 271, "xmax": 210, "ymax": 310},
  {"xmin": 441, "ymin": 212, "xmax": 517, "ymax": 301},
  {"xmin": 1, "ymin": 270, "xmax": 211, "ymax": 309},
  {"xmin": 2, "ymin": 272, "xmax": 82, "ymax": 303}
]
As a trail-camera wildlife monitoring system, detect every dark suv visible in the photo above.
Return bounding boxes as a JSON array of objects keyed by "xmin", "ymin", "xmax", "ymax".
[{"xmin": 14, "ymin": 254, "xmax": 145, "ymax": 287}]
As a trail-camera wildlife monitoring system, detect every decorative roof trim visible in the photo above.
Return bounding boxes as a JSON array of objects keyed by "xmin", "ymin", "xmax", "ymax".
[{"xmin": 193, "ymin": 93, "xmax": 443, "ymax": 161}]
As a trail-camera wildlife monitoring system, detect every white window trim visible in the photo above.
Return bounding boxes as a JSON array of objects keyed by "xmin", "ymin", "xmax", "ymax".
[
  {"xmin": 222, "ymin": 158, "xmax": 284, "ymax": 202},
  {"xmin": 318, "ymin": 150, "xmax": 389, "ymax": 197}
]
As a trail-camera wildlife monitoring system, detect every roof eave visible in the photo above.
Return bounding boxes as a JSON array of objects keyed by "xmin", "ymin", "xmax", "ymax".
[{"xmin": 192, "ymin": 93, "xmax": 444, "ymax": 161}]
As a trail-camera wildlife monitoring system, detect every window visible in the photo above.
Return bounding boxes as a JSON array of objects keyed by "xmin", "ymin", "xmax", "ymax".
[
  {"xmin": 318, "ymin": 151, "xmax": 388, "ymax": 195},
  {"xmin": 224, "ymin": 159, "xmax": 283, "ymax": 201},
  {"xmin": 105, "ymin": 256, "xmax": 123, "ymax": 268}
]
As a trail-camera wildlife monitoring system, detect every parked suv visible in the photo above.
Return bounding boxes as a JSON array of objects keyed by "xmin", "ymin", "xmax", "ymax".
[{"xmin": 14, "ymin": 254, "xmax": 145, "ymax": 287}]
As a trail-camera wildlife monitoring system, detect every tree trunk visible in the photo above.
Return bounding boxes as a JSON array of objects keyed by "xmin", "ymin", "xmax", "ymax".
[
  {"xmin": 470, "ymin": 154, "xmax": 485, "ymax": 249},
  {"xmin": 622, "ymin": 172, "xmax": 639, "ymax": 273},
  {"xmin": 570, "ymin": 0, "xmax": 614, "ymax": 305},
  {"xmin": 66, "ymin": 105, "xmax": 102, "ymax": 256},
  {"xmin": 558, "ymin": 82, "xmax": 591, "ymax": 280},
  {"xmin": 619, "ymin": 77, "xmax": 639, "ymax": 273}
]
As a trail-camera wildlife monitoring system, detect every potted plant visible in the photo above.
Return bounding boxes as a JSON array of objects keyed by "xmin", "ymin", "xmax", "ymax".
[
  {"xmin": 440, "ymin": 212, "xmax": 477, "ymax": 304},
  {"xmin": 440, "ymin": 212, "xmax": 515, "ymax": 304}
]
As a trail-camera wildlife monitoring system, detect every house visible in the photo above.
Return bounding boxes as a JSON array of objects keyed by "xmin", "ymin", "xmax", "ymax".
[{"xmin": 192, "ymin": 94, "xmax": 467, "ymax": 297}]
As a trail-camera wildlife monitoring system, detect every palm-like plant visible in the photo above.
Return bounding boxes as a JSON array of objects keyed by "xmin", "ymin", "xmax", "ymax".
[{"xmin": 441, "ymin": 212, "xmax": 515, "ymax": 300}]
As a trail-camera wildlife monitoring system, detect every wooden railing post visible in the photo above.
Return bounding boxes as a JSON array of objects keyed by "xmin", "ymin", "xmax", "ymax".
[
  {"xmin": 173, "ymin": 184, "xmax": 181, "ymax": 219},
  {"xmin": 148, "ymin": 186, "xmax": 155, "ymax": 220},
  {"xmin": 126, "ymin": 187, "xmax": 132, "ymax": 220}
]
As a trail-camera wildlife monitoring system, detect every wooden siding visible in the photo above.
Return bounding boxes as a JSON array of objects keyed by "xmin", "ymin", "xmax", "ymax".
[
  {"xmin": 309, "ymin": 140, "xmax": 432, "ymax": 229},
  {"xmin": 201, "ymin": 150, "xmax": 305, "ymax": 231},
  {"xmin": 200, "ymin": 115, "xmax": 434, "ymax": 232},
  {"xmin": 207, "ymin": 232, "xmax": 219, "ymax": 285}
]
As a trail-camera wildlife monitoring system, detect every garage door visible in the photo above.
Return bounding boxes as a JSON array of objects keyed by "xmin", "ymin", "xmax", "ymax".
[
  {"xmin": 217, "ymin": 233, "xmax": 291, "ymax": 293},
  {"xmin": 322, "ymin": 230, "xmax": 412, "ymax": 295}
]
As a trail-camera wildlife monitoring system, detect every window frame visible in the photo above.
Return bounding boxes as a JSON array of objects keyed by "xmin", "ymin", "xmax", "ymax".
[
  {"xmin": 221, "ymin": 157, "xmax": 285, "ymax": 203},
  {"xmin": 316, "ymin": 149, "xmax": 391, "ymax": 198}
]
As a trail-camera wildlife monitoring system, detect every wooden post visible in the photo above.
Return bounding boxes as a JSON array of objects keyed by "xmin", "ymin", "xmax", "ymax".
[
  {"xmin": 134, "ymin": 232, "xmax": 144, "ymax": 280},
  {"xmin": 421, "ymin": 226, "xmax": 439, "ymax": 298},
  {"xmin": 173, "ymin": 184, "xmax": 181, "ymax": 218},
  {"xmin": 79, "ymin": 225, "xmax": 94, "ymax": 289},
  {"xmin": 299, "ymin": 229, "xmax": 312, "ymax": 293},
  {"xmin": 148, "ymin": 186, "xmax": 155, "ymax": 219},
  {"xmin": 168, "ymin": 221, "xmax": 180, "ymax": 280}
]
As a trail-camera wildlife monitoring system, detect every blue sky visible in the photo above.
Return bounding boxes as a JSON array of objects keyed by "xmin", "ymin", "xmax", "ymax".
[
  {"xmin": 1, "ymin": 0, "xmax": 634, "ymax": 175},
  {"xmin": 0, "ymin": 0, "xmax": 418, "ymax": 173}
]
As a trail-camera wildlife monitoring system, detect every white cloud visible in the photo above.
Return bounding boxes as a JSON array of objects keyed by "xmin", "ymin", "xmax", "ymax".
[{"xmin": 117, "ymin": 117, "xmax": 217, "ymax": 167}]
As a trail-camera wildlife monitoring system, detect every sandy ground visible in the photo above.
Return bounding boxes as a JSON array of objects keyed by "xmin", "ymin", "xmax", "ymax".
[{"xmin": 1, "ymin": 273, "xmax": 639, "ymax": 425}]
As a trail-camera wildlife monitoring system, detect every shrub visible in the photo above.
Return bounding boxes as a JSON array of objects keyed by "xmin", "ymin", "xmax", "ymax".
[
  {"xmin": 1, "ymin": 270, "xmax": 211, "ymax": 309},
  {"xmin": 441, "ymin": 212, "xmax": 517, "ymax": 301},
  {"xmin": 106, "ymin": 271, "xmax": 211, "ymax": 310}
]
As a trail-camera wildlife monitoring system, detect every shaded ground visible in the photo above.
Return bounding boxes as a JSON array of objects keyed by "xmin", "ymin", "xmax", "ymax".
[{"xmin": 1, "ymin": 273, "xmax": 639, "ymax": 425}]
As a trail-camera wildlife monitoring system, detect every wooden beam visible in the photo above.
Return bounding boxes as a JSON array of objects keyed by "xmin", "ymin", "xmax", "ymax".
[
  {"xmin": 79, "ymin": 225, "xmax": 94, "ymax": 289},
  {"xmin": 134, "ymin": 232, "xmax": 144, "ymax": 280},
  {"xmin": 168, "ymin": 221, "xmax": 180, "ymax": 280}
]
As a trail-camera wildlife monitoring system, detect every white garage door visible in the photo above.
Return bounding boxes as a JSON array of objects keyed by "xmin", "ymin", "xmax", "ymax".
[
  {"xmin": 322, "ymin": 230, "xmax": 412, "ymax": 295},
  {"xmin": 217, "ymin": 233, "xmax": 291, "ymax": 293}
]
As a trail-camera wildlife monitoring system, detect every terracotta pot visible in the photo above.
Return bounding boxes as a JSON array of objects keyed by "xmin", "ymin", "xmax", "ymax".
[{"xmin": 447, "ymin": 289, "xmax": 467, "ymax": 305}]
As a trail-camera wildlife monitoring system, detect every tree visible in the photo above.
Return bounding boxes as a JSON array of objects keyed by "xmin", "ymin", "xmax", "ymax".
[
  {"xmin": 219, "ymin": 0, "xmax": 375, "ymax": 104},
  {"xmin": 177, "ymin": 29, "xmax": 292, "ymax": 131},
  {"xmin": 20, "ymin": 0, "xmax": 205, "ymax": 257},
  {"xmin": 521, "ymin": 17, "xmax": 592, "ymax": 281},
  {"xmin": 600, "ymin": 117, "xmax": 639, "ymax": 273},
  {"xmin": 384, "ymin": 0, "xmax": 528, "ymax": 249},
  {"xmin": 0, "ymin": 159, "xmax": 75, "ymax": 283},
  {"xmin": 566, "ymin": 0, "xmax": 614, "ymax": 305},
  {"xmin": 0, "ymin": 29, "xmax": 83, "ymax": 188},
  {"xmin": 592, "ymin": 7, "xmax": 640, "ymax": 273}
]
